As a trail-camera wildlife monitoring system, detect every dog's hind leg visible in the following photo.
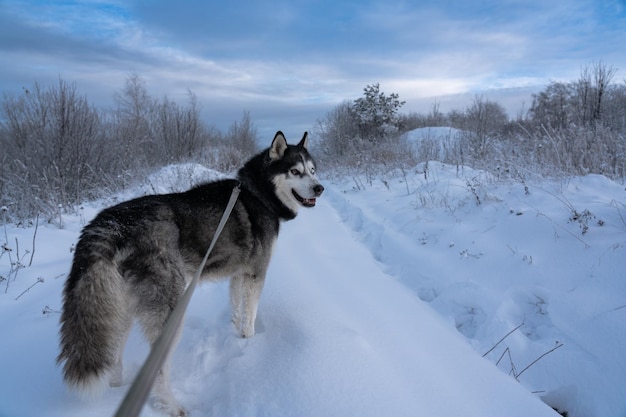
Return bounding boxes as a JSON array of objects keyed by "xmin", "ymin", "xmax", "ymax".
[
  {"xmin": 109, "ymin": 317, "xmax": 132, "ymax": 387},
  {"xmin": 150, "ymin": 323, "xmax": 187, "ymax": 417},
  {"xmin": 137, "ymin": 306, "xmax": 187, "ymax": 417},
  {"xmin": 230, "ymin": 273, "xmax": 266, "ymax": 338},
  {"xmin": 133, "ymin": 259, "xmax": 188, "ymax": 417}
]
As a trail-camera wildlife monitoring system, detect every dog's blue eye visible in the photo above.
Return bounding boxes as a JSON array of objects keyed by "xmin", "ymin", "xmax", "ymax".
[{"xmin": 290, "ymin": 169, "xmax": 300, "ymax": 176}]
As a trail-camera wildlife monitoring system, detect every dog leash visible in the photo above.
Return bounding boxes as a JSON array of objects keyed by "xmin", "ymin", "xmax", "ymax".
[{"xmin": 114, "ymin": 183, "xmax": 241, "ymax": 417}]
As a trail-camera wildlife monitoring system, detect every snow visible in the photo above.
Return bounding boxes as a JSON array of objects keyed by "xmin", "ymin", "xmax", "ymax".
[
  {"xmin": 400, "ymin": 126, "xmax": 465, "ymax": 159},
  {"xmin": 2, "ymin": 157, "xmax": 626, "ymax": 417},
  {"xmin": 401, "ymin": 126, "xmax": 465, "ymax": 144}
]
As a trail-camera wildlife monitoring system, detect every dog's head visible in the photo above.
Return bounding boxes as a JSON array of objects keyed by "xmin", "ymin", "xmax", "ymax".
[{"xmin": 269, "ymin": 131, "xmax": 324, "ymax": 215}]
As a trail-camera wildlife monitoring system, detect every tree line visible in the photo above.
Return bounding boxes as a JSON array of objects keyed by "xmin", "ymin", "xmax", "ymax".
[
  {"xmin": 0, "ymin": 75, "xmax": 259, "ymax": 222},
  {"xmin": 315, "ymin": 61, "xmax": 626, "ymax": 182}
]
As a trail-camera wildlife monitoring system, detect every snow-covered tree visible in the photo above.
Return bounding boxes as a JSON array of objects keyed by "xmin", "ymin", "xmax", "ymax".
[{"xmin": 352, "ymin": 83, "xmax": 405, "ymax": 141}]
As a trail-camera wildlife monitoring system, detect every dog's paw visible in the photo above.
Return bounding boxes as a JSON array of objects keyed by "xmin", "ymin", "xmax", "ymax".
[
  {"xmin": 151, "ymin": 396, "xmax": 187, "ymax": 417},
  {"xmin": 108, "ymin": 372, "xmax": 123, "ymax": 388},
  {"xmin": 108, "ymin": 362, "xmax": 124, "ymax": 387},
  {"xmin": 240, "ymin": 328, "xmax": 255, "ymax": 338},
  {"xmin": 108, "ymin": 379, "xmax": 123, "ymax": 388}
]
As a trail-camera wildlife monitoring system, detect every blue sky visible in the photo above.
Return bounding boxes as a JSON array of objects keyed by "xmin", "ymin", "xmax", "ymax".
[{"xmin": 1, "ymin": 0, "xmax": 625, "ymax": 139}]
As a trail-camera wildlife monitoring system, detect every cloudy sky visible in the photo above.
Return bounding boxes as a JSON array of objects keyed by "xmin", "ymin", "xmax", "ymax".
[{"xmin": 1, "ymin": 0, "xmax": 625, "ymax": 139}]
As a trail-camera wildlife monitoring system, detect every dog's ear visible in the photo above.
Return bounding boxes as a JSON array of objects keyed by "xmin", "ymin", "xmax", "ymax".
[
  {"xmin": 297, "ymin": 132, "xmax": 309, "ymax": 150},
  {"xmin": 269, "ymin": 131, "xmax": 288, "ymax": 160}
]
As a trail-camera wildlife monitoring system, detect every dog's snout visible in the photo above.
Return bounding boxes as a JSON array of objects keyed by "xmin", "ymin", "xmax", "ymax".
[{"xmin": 313, "ymin": 184, "xmax": 324, "ymax": 196}]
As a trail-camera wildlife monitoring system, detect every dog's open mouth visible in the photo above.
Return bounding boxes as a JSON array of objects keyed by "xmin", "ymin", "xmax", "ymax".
[{"xmin": 292, "ymin": 190, "xmax": 316, "ymax": 207}]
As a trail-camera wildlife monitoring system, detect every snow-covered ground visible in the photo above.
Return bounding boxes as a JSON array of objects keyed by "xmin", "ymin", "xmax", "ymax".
[{"xmin": 1, "ymin": 159, "xmax": 625, "ymax": 417}]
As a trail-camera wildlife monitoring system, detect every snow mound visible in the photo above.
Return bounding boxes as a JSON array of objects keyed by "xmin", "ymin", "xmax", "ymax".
[
  {"xmin": 401, "ymin": 127, "xmax": 466, "ymax": 161},
  {"xmin": 141, "ymin": 163, "xmax": 228, "ymax": 195},
  {"xmin": 401, "ymin": 126, "xmax": 465, "ymax": 143}
]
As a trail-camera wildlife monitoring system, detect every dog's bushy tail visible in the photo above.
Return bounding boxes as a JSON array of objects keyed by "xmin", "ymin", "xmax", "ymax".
[{"xmin": 57, "ymin": 229, "xmax": 130, "ymax": 394}]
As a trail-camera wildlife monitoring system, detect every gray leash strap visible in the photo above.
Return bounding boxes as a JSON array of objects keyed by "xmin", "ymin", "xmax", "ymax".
[{"xmin": 114, "ymin": 184, "xmax": 241, "ymax": 417}]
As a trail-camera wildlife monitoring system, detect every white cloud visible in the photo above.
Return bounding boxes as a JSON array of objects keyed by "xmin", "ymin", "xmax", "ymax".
[{"xmin": 1, "ymin": 0, "xmax": 625, "ymax": 133}]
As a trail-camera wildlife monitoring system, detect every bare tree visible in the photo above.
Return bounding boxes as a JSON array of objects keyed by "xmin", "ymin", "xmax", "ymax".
[
  {"xmin": 464, "ymin": 95, "xmax": 508, "ymax": 159},
  {"xmin": 207, "ymin": 111, "xmax": 261, "ymax": 170},
  {"xmin": 529, "ymin": 81, "xmax": 572, "ymax": 129},
  {"xmin": 111, "ymin": 74, "xmax": 154, "ymax": 169},
  {"xmin": 1, "ymin": 79, "xmax": 105, "ymax": 220},
  {"xmin": 111, "ymin": 75, "xmax": 209, "ymax": 168},
  {"xmin": 315, "ymin": 101, "xmax": 360, "ymax": 161},
  {"xmin": 226, "ymin": 110, "xmax": 259, "ymax": 157},
  {"xmin": 153, "ymin": 92, "xmax": 205, "ymax": 163},
  {"xmin": 603, "ymin": 79, "xmax": 626, "ymax": 132},
  {"xmin": 574, "ymin": 61, "xmax": 617, "ymax": 126}
]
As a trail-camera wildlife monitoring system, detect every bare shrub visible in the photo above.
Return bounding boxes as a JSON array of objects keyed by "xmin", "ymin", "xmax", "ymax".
[
  {"xmin": 0, "ymin": 75, "xmax": 261, "ymax": 223},
  {"xmin": 1, "ymin": 80, "xmax": 108, "ymax": 222}
]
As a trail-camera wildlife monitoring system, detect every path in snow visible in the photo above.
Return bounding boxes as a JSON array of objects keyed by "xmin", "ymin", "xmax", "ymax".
[{"xmin": 323, "ymin": 164, "xmax": 626, "ymax": 417}]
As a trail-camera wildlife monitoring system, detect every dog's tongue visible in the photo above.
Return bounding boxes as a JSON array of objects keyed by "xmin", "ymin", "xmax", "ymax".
[{"xmin": 292, "ymin": 189, "xmax": 317, "ymax": 207}]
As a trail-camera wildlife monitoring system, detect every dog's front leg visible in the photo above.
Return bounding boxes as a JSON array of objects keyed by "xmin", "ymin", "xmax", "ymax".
[
  {"xmin": 229, "ymin": 275, "xmax": 244, "ymax": 333},
  {"xmin": 241, "ymin": 273, "xmax": 266, "ymax": 338},
  {"xmin": 230, "ymin": 273, "xmax": 265, "ymax": 338}
]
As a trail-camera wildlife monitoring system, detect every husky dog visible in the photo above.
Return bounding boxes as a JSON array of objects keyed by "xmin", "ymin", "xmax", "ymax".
[{"xmin": 57, "ymin": 131, "xmax": 323, "ymax": 416}]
